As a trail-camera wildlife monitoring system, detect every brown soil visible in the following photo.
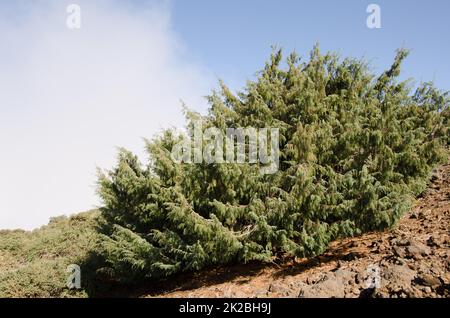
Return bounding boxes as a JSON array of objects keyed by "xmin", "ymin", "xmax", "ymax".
[{"xmin": 136, "ymin": 164, "xmax": 450, "ymax": 298}]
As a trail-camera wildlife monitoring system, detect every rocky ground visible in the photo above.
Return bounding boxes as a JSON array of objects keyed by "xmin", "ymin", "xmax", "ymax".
[{"xmin": 143, "ymin": 164, "xmax": 450, "ymax": 298}]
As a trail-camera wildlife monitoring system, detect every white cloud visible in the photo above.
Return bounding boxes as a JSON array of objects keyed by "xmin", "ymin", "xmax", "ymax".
[{"xmin": 0, "ymin": 0, "xmax": 213, "ymax": 230}]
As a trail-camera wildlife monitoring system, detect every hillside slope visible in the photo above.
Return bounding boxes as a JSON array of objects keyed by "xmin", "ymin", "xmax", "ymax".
[
  {"xmin": 0, "ymin": 165, "xmax": 448, "ymax": 298},
  {"xmin": 144, "ymin": 164, "xmax": 450, "ymax": 298}
]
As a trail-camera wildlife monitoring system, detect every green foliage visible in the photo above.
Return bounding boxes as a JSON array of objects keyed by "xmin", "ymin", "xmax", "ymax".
[
  {"xmin": 0, "ymin": 211, "xmax": 100, "ymax": 298},
  {"xmin": 97, "ymin": 46, "xmax": 449, "ymax": 283}
]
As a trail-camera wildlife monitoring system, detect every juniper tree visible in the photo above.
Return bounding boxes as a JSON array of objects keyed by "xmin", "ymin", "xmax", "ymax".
[{"xmin": 97, "ymin": 46, "xmax": 449, "ymax": 282}]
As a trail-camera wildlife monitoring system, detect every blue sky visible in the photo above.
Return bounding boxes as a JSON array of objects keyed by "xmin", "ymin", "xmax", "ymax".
[
  {"xmin": 0, "ymin": 0, "xmax": 448, "ymax": 229},
  {"xmin": 170, "ymin": 0, "xmax": 450, "ymax": 90}
]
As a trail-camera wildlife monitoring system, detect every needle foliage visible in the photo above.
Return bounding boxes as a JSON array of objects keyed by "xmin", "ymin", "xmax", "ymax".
[{"xmin": 97, "ymin": 46, "xmax": 449, "ymax": 282}]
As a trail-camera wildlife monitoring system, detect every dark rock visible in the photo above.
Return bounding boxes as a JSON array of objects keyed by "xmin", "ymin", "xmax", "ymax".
[
  {"xmin": 416, "ymin": 274, "xmax": 441, "ymax": 288},
  {"xmin": 405, "ymin": 240, "xmax": 431, "ymax": 260},
  {"xmin": 333, "ymin": 269, "xmax": 356, "ymax": 284},
  {"xmin": 421, "ymin": 286, "xmax": 432, "ymax": 294},
  {"xmin": 297, "ymin": 272, "xmax": 349, "ymax": 298},
  {"xmin": 342, "ymin": 252, "xmax": 358, "ymax": 261},
  {"xmin": 359, "ymin": 287, "xmax": 376, "ymax": 298},
  {"xmin": 381, "ymin": 264, "xmax": 416, "ymax": 291},
  {"xmin": 393, "ymin": 246, "xmax": 407, "ymax": 258},
  {"xmin": 426, "ymin": 236, "xmax": 439, "ymax": 247},
  {"xmin": 394, "ymin": 258, "xmax": 406, "ymax": 266},
  {"xmin": 268, "ymin": 281, "xmax": 291, "ymax": 295},
  {"xmin": 430, "ymin": 169, "xmax": 440, "ymax": 180},
  {"xmin": 391, "ymin": 238, "xmax": 410, "ymax": 247}
]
